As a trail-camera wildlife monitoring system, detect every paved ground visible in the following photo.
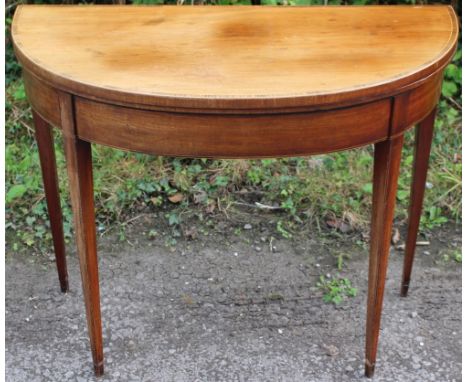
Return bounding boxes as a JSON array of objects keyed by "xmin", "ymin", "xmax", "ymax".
[{"xmin": 6, "ymin": 222, "xmax": 461, "ymax": 382}]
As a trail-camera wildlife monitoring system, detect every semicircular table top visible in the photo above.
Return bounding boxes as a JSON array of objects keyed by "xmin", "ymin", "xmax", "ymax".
[{"xmin": 12, "ymin": 5, "xmax": 457, "ymax": 111}]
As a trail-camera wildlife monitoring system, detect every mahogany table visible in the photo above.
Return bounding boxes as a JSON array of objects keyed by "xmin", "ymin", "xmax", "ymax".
[{"xmin": 12, "ymin": 5, "xmax": 458, "ymax": 378}]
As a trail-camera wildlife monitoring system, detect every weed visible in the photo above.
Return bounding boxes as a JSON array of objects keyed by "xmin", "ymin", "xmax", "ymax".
[
  {"xmin": 452, "ymin": 249, "xmax": 462, "ymax": 263},
  {"xmin": 316, "ymin": 275, "xmax": 357, "ymax": 305},
  {"xmin": 267, "ymin": 292, "xmax": 284, "ymax": 301}
]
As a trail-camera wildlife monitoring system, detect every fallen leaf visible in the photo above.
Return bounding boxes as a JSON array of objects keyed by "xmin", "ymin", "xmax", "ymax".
[
  {"xmin": 338, "ymin": 222, "xmax": 351, "ymax": 233},
  {"xmin": 184, "ymin": 226, "xmax": 197, "ymax": 240},
  {"xmin": 168, "ymin": 193, "xmax": 184, "ymax": 203},
  {"xmin": 193, "ymin": 191, "xmax": 207, "ymax": 204},
  {"xmin": 326, "ymin": 218, "xmax": 340, "ymax": 229},
  {"xmin": 205, "ymin": 200, "xmax": 216, "ymax": 214},
  {"xmin": 326, "ymin": 217, "xmax": 352, "ymax": 233}
]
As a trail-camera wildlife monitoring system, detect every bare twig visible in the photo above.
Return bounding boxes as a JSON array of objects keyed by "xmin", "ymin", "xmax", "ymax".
[
  {"xmin": 416, "ymin": 241, "xmax": 430, "ymax": 246},
  {"xmin": 99, "ymin": 213, "xmax": 150, "ymax": 236},
  {"xmin": 231, "ymin": 201, "xmax": 284, "ymax": 211},
  {"xmin": 447, "ymin": 96, "xmax": 462, "ymax": 111}
]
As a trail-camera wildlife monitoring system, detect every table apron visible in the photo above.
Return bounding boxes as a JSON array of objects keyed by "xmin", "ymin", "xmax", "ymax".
[
  {"xmin": 23, "ymin": 69, "xmax": 443, "ymax": 158},
  {"xmin": 73, "ymin": 96, "xmax": 390, "ymax": 158}
]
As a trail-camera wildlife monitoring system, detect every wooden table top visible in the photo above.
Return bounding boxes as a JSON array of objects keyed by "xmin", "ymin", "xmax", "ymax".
[{"xmin": 13, "ymin": 5, "xmax": 457, "ymax": 111}]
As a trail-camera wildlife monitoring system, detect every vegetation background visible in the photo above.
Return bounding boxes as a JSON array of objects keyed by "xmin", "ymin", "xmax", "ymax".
[{"xmin": 5, "ymin": 0, "xmax": 462, "ymax": 264}]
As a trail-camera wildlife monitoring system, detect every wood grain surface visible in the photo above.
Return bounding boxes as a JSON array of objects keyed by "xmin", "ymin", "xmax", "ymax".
[
  {"xmin": 60, "ymin": 92, "xmax": 104, "ymax": 376},
  {"xmin": 24, "ymin": 70, "xmax": 61, "ymax": 127},
  {"xmin": 33, "ymin": 111, "xmax": 69, "ymax": 293},
  {"xmin": 75, "ymin": 96, "xmax": 390, "ymax": 158},
  {"xmin": 12, "ymin": 5, "xmax": 457, "ymax": 111},
  {"xmin": 401, "ymin": 108, "xmax": 437, "ymax": 297}
]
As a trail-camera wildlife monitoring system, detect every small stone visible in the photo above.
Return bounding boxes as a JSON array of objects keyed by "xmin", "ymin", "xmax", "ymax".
[
  {"xmin": 423, "ymin": 251, "xmax": 430, "ymax": 256},
  {"xmin": 326, "ymin": 273, "xmax": 331, "ymax": 279},
  {"xmin": 315, "ymin": 264, "xmax": 321, "ymax": 268},
  {"xmin": 278, "ymin": 328, "xmax": 283, "ymax": 334},
  {"xmin": 345, "ymin": 365, "xmax": 353, "ymax": 372},
  {"xmin": 168, "ymin": 349, "xmax": 176, "ymax": 355},
  {"xmin": 244, "ymin": 223, "xmax": 253, "ymax": 230},
  {"xmin": 410, "ymin": 311, "xmax": 418, "ymax": 318},
  {"xmin": 255, "ymin": 246, "xmax": 261, "ymax": 252},
  {"xmin": 323, "ymin": 344, "xmax": 339, "ymax": 357},
  {"xmin": 65, "ymin": 371, "xmax": 74, "ymax": 379},
  {"xmin": 260, "ymin": 237, "xmax": 267, "ymax": 242},
  {"xmin": 234, "ymin": 252, "xmax": 238, "ymax": 257}
]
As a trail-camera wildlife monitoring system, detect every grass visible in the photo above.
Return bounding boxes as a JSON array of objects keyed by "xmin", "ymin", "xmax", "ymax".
[
  {"xmin": 5, "ymin": 87, "xmax": 461, "ymax": 254},
  {"xmin": 5, "ymin": 3, "xmax": 462, "ymax": 258},
  {"xmin": 5, "ymin": 75, "xmax": 462, "ymax": 254}
]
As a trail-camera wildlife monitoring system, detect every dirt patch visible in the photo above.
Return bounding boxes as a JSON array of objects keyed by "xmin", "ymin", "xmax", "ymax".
[{"xmin": 5, "ymin": 216, "xmax": 461, "ymax": 381}]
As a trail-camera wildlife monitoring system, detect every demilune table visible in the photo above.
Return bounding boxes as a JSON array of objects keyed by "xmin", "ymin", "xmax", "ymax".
[{"xmin": 12, "ymin": 4, "xmax": 458, "ymax": 378}]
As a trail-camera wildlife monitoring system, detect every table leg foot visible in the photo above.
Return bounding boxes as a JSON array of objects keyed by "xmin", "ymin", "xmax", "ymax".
[
  {"xmin": 94, "ymin": 361, "xmax": 104, "ymax": 377},
  {"xmin": 400, "ymin": 108, "xmax": 436, "ymax": 297},
  {"xmin": 32, "ymin": 110, "xmax": 69, "ymax": 293},
  {"xmin": 59, "ymin": 276, "xmax": 69, "ymax": 293},
  {"xmin": 365, "ymin": 135, "xmax": 404, "ymax": 377},
  {"xmin": 365, "ymin": 361, "xmax": 375, "ymax": 378},
  {"xmin": 400, "ymin": 282, "xmax": 410, "ymax": 298}
]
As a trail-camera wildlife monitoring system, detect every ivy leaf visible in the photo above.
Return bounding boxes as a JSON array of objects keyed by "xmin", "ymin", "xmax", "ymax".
[
  {"xmin": 167, "ymin": 213, "xmax": 180, "ymax": 226},
  {"xmin": 168, "ymin": 193, "xmax": 184, "ymax": 204},
  {"xmin": 362, "ymin": 183, "xmax": 372, "ymax": 194},
  {"xmin": 214, "ymin": 176, "xmax": 229, "ymax": 187},
  {"xmin": 396, "ymin": 189, "xmax": 410, "ymax": 201},
  {"xmin": 442, "ymin": 81, "xmax": 458, "ymax": 98},
  {"xmin": 13, "ymin": 83, "xmax": 26, "ymax": 102},
  {"xmin": 445, "ymin": 64, "xmax": 461, "ymax": 82},
  {"xmin": 6, "ymin": 184, "xmax": 27, "ymax": 203}
]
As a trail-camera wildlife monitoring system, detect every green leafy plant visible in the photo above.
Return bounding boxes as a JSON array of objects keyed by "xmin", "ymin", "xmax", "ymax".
[
  {"xmin": 317, "ymin": 275, "xmax": 357, "ymax": 305},
  {"xmin": 452, "ymin": 249, "xmax": 462, "ymax": 263}
]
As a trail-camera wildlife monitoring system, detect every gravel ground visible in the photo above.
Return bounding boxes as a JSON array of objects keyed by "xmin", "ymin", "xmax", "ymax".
[{"xmin": 6, "ymin": 223, "xmax": 461, "ymax": 382}]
